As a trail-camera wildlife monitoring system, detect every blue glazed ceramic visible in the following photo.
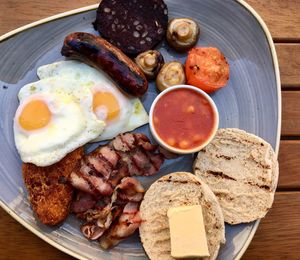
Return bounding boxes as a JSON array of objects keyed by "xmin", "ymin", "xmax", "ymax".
[{"xmin": 0, "ymin": 0, "xmax": 280, "ymax": 259}]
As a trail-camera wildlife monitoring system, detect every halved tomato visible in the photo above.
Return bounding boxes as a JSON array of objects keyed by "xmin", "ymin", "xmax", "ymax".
[{"xmin": 185, "ymin": 47, "xmax": 230, "ymax": 93}]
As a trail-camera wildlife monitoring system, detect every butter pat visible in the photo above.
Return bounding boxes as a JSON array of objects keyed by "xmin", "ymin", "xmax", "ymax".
[{"xmin": 167, "ymin": 205, "xmax": 210, "ymax": 258}]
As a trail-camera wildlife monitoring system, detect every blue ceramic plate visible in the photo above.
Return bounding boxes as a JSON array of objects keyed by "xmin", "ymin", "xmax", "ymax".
[{"xmin": 0, "ymin": 0, "xmax": 281, "ymax": 259}]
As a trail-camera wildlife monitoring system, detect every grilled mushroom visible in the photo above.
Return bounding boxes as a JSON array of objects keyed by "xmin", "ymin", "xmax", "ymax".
[
  {"xmin": 135, "ymin": 50, "xmax": 164, "ymax": 80},
  {"xmin": 167, "ymin": 18, "xmax": 199, "ymax": 52},
  {"xmin": 156, "ymin": 61, "xmax": 186, "ymax": 92}
]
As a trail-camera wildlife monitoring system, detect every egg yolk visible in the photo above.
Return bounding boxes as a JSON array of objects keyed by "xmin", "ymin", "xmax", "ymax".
[
  {"xmin": 19, "ymin": 100, "xmax": 51, "ymax": 131},
  {"xmin": 93, "ymin": 92, "xmax": 120, "ymax": 121}
]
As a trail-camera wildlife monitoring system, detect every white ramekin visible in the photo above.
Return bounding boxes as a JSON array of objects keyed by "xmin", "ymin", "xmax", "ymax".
[{"xmin": 149, "ymin": 85, "xmax": 219, "ymax": 154}]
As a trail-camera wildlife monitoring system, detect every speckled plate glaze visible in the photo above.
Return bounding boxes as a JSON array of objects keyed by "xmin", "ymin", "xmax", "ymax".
[{"xmin": 0, "ymin": 0, "xmax": 281, "ymax": 259}]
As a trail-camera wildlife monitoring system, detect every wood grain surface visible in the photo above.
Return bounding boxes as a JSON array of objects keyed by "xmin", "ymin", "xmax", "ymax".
[
  {"xmin": 0, "ymin": 0, "xmax": 300, "ymax": 259},
  {"xmin": 278, "ymin": 141, "xmax": 300, "ymax": 190},
  {"xmin": 0, "ymin": 0, "xmax": 97, "ymax": 35},
  {"xmin": 243, "ymin": 192, "xmax": 300, "ymax": 260},
  {"xmin": 246, "ymin": 0, "xmax": 300, "ymax": 42},
  {"xmin": 277, "ymin": 44, "xmax": 300, "ymax": 88},
  {"xmin": 282, "ymin": 91, "xmax": 300, "ymax": 136},
  {"xmin": 0, "ymin": 209, "xmax": 73, "ymax": 259}
]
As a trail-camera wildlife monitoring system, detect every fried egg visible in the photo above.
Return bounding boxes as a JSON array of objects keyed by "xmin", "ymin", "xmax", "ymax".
[
  {"xmin": 14, "ymin": 78, "xmax": 105, "ymax": 166},
  {"xmin": 37, "ymin": 60, "xmax": 149, "ymax": 141}
]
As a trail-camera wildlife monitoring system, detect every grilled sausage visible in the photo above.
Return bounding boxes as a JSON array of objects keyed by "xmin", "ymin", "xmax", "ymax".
[{"xmin": 61, "ymin": 32, "xmax": 148, "ymax": 97}]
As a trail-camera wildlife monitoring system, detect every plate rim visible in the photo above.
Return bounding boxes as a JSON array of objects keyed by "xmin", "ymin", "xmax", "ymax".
[{"xmin": 0, "ymin": 1, "xmax": 281, "ymax": 259}]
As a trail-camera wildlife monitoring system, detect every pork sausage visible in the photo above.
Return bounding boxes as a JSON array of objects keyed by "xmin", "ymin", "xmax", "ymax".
[{"xmin": 61, "ymin": 32, "xmax": 148, "ymax": 97}]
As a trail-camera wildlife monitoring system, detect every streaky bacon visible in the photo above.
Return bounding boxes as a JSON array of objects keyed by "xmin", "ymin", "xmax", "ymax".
[
  {"xmin": 98, "ymin": 146, "xmax": 119, "ymax": 168},
  {"xmin": 132, "ymin": 149, "xmax": 151, "ymax": 172},
  {"xmin": 135, "ymin": 133, "xmax": 158, "ymax": 151},
  {"xmin": 71, "ymin": 192, "xmax": 97, "ymax": 214},
  {"xmin": 68, "ymin": 132, "xmax": 168, "ymax": 248},
  {"xmin": 77, "ymin": 204, "xmax": 109, "ymax": 222},
  {"xmin": 127, "ymin": 158, "xmax": 140, "ymax": 176},
  {"xmin": 69, "ymin": 133, "xmax": 164, "ymax": 196},
  {"xmin": 69, "ymin": 172, "xmax": 94, "ymax": 195},
  {"xmin": 111, "ymin": 135, "xmax": 131, "ymax": 152},
  {"xmin": 81, "ymin": 223, "xmax": 106, "ymax": 240},
  {"xmin": 74, "ymin": 177, "xmax": 144, "ymax": 243},
  {"xmin": 108, "ymin": 165, "xmax": 129, "ymax": 188},
  {"xmin": 148, "ymin": 152, "xmax": 164, "ymax": 171},
  {"xmin": 120, "ymin": 133, "xmax": 136, "ymax": 150},
  {"xmin": 117, "ymin": 177, "xmax": 145, "ymax": 193},
  {"xmin": 116, "ymin": 177, "xmax": 145, "ymax": 203},
  {"xmin": 87, "ymin": 156, "xmax": 111, "ymax": 180},
  {"xmin": 87, "ymin": 175, "xmax": 113, "ymax": 196},
  {"xmin": 99, "ymin": 202, "xmax": 142, "ymax": 249},
  {"xmin": 159, "ymin": 146, "xmax": 179, "ymax": 159}
]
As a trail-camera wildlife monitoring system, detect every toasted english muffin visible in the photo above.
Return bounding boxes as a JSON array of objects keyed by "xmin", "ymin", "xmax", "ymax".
[
  {"xmin": 194, "ymin": 128, "xmax": 279, "ymax": 225},
  {"xmin": 139, "ymin": 172, "xmax": 225, "ymax": 260},
  {"xmin": 22, "ymin": 147, "xmax": 84, "ymax": 225}
]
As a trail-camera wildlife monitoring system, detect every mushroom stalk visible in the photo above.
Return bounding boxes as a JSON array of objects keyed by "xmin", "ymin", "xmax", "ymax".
[
  {"xmin": 167, "ymin": 18, "xmax": 200, "ymax": 52},
  {"xmin": 156, "ymin": 61, "xmax": 186, "ymax": 92},
  {"xmin": 135, "ymin": 50, "xmax": 164, "ymax": 80}
]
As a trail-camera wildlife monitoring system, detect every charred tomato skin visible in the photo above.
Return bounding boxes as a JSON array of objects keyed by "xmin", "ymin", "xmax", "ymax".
[{"xmin": 185, "ymin": 47, "xmax": 230, "ymax": 93}]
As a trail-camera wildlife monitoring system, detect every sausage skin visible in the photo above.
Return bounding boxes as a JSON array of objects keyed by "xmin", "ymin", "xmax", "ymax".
[{"xmin": 61, "ymin": 32, "xmax": 148, "ymax": 97}]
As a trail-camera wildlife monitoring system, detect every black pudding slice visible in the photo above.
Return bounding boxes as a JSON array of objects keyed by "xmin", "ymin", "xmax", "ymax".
[{"xmin": 93, "ymin": 0, "xmax": 168, "ymax": 56}]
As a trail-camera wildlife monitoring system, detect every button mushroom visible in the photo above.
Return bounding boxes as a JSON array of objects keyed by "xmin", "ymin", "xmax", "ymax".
[
  {"xmin": 156, "ymin": 61, "xmax": 186, "ymax": 92},
  {"xmin": 135, "ymin": 50, "xmax": 164, "ymax": 80},
  {"xmin": 167, "ymin": 18, "xmax": 200, "ymax": 52}
]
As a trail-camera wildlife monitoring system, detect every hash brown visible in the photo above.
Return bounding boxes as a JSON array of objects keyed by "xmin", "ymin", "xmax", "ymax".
[{"xmin": 22, "ymin": 147, "xmax": 84, "ymax": 225}]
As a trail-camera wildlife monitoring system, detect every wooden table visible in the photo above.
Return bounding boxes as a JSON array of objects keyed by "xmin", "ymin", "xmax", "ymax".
[{"xmin": 0, "ymin": 0, "xmax": 299, "ymax": 259}]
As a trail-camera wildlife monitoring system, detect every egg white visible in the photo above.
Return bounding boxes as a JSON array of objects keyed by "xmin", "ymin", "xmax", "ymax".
[
  {"xmin": 14, "ymin": 78, "xmax": 105, "ymax": 166},
  {"xmin": 37, "ymin": 60, "xmax": 149, "ymax": 141}
]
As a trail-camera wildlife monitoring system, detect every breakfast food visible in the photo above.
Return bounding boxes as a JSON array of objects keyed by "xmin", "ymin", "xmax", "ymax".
[
  {"xmin": 11, "ymin": 0, "xmax": 277, "ymax": 256},
  {"xmin": 156, "ymin": 61, "xmax": 186, "ymax": 91},
  {"xmin": 70, "ymin": 133, "xmax": 164, "ymax": 197},
  {"xmin": 37, "ymin": 60, "xmax": 149, "ymax": 141},
  {"xmin": 70, "ymin": 133, "xmax": 164, "ymax": 248},
  {"xmin": 151, "ymin": 87, "xmax": 218, "ymax": 152},
  {"xmin": 139, "ymin": 172, "xmax": 225, "ymax": 260},
  {"xmin": 23, "ymin": 147, "xmax": 83, "ymax": 225},
  {"xmin": 74, "ymin": 177, "xmax": 144, "ymax": 247},
  {"xmin": 185, "ymin": 47, "xmax": 230, "ymax": 93},
  {"xmin": 61, "ymin": 32, "xmax": 148, "ymax": 97},
  {"xmin": 93, "ymin": 0, "xmax": 168, "ymax": 55},
  {"xmin": 99, "ymin": 178, "xmax": 144, "ymax": 248},
  {"xmin": 167, "ymin": 18, "xmax": 200, "ymax": 52},
  {"xmin": 14, "ymin": 77, "xmax": 104, "ymax": 166},
  {"xmin": 194, "ymin": 128, "xmax": 279, "ymax": 224},
  {"xmin": 135, "ymin": 50, "xmax": 164, "ymax": 80}
]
